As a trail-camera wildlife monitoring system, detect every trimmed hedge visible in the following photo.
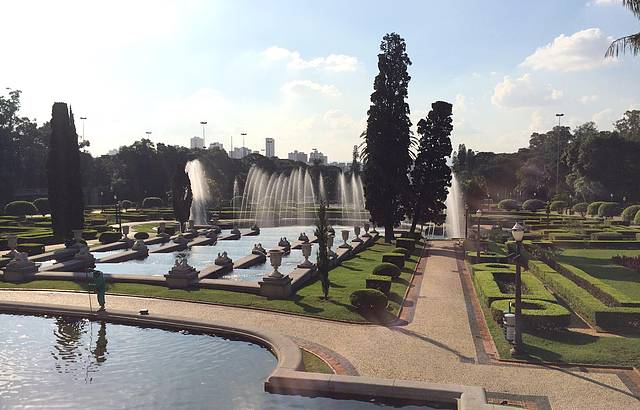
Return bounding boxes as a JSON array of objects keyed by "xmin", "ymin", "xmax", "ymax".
[
  {"xmin": 548, "ymin": 232, "xmax": 585, "ymax": 241},
  {"xmin": 350, "ymin": 289, "xmax": 388, "ymax": 311},
  {"xmin": 587, "ymin": 201, "xmax": 605, "ymax": 216},
  {"xmin": 33, "ymin": 198, "xmax": 50, "ymax": 216},
  {"xmin": 121, "ymin": 200, "xmax": 134, "ymax": 210},
  {"xmin": 365, "ymin": 275, "xmax": 392, "ymax": 294},
  {"xmin": 522, "ymin": 199, "xmax": 546, "ymax": 212},
  {"xmin": 498, "ymin": 199, "xmax": 520, "ymax": 211},
  {"xmin": 17, "ymin": 242, "xmax": 45, "ymax": 256},
  {"xmin": 4, "ymin": 201, "xmax": 38, "ymax": 217},
  {"xmin": 141, "ymin": 197, "xmax": 163, "ymax": 208},
  {"xmin": 372, "ymin": 262, "xmax": 401, "ymax": 278},
  {"xmin": 572, "ymin": 202, "xmax": 588, "ymax": 215},
  {"xmin": 635, "ymin": 209, "xmax": 640, "ymax": 225},
  {"xmin": 99, "ymin": 231, "xmax": 122, "ymax": 244},
  {"xmin": 590, "ymin": 232, "xmax": 624, "ymax": 241},
  {"xmin": 598, "ymin": 202, "xmax": 620, "ymax": 218},
  {"xmin": 490, "ymin": 299, "xmax": 570, "ymax": 330},
  {"xmin": 471, "ymin": 262, "xmax": 514, "ymax": 271},
  {"xmin": 396, "ymin": 238, "xmax": 415, "ymax": 251},
  {"xmin": 471, "ymin": 269, "xmax": 556, "ymax": 307},
  {"xmin": 134, "ymin": 232, "xmax": 149, "ymax": 240},
  {"xmin": 382, "ymin": 253, "xmax": 405, "ymax": 269},
  {"xmin": 621, "ymin": 205, "xmax": 640, "ymax": 224},
  {"xmin": 391, "ymin": 247, "xmax": 408, "ymax": 257},
  {"xmin": 549, "ymin": 200, "xmax": 568, "ymax": 213}
]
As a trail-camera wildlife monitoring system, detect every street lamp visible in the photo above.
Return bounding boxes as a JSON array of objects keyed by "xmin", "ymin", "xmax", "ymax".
[
  {"xmin": 145, "ymin": 131, "xmax": 152, "ymax": 139},
  {"xmin": 476, "ymin": 209, "xmax": 482, "ymax": 260},
  {"xmin": 555, "ymin": 113, "xmax": 564, "ymax": 195},
  {"xmin": 80, "ymin": 117, "xmax": 87, "ymax": 141},
  {"xmin": 200, "ymin": 121, "xmax": 207, "ymax": 147},
  {"xmin": 464, "ymin": 204, "xmax": 469, "ymax": 239},
  {"xmin": 511, "ymin": 222, "xmax": 525, "ymax": 356}
]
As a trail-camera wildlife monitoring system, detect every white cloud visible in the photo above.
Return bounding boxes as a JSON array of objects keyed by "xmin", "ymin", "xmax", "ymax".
[
  {"xmin": 491, "ymin": 73, "xmax": 563, "ymax": 108},
  {"xmin": 262, "ymin": 46, "xmax": 357, "ymax": 72},
  {"xmin": 587, "ymin": 0, "xmax": 622, "ymax": 6},
  {"xmin": 521, "ymin": 28, "xmax": 617, "ymax": 72},
  {"xmin": 528, "ymin": 110, "xmax": 546, "ymax": 133},
  {"xmin": 280, "ymin": 80, "xmax": 341, "ymax": 97},
  {"xmin": 579, "ymin": 95, "xmax": 599, "ymax": 103},
  {"xmin": 592, "ymin": 108, "xmax": 616, "ymax": 127}
]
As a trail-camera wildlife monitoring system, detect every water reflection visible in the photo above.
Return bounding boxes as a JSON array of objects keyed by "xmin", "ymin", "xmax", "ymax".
[
  {"xmin": 92, "ymin": 322, "xmax": 108, "ymax": 364},
  {"xmin": 52, "ymin": 317, "xmax": 87, "ymax": 374}
]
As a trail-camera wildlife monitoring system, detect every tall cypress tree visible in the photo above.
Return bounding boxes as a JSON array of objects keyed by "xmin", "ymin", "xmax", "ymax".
[
  {"xmin": 47, "ymin": 103, "xmax": 84, "ymax": 240},
  {"xmin": 407, "ymin": 101, "xmax": 453, "ymax": 233},
  {"xmin": 172, "ymin": 161, "xmax": 193, "ymax": 231},
  {"xmin": 362, "ymin": 33, "xmax": 412, "ymax": 242}
]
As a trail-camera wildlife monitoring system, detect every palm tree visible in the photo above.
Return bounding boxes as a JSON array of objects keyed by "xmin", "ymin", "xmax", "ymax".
[{"xmin": 606, "ymin": 0, "xmax": 640, "ymax": 57}]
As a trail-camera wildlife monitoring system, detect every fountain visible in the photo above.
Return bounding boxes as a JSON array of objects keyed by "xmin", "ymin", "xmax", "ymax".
[
  {"xmin": 444, "ymin": 173, "xmax": 465, "ymax": 238},
  {"xmin": 186, "ymin": 159, "xmax": 210, "ymax": 225}
]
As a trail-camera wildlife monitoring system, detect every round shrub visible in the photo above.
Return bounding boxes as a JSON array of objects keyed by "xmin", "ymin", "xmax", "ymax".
[
  {"xmin": 141, "ymin": 197, "xmax": 163, "ymax": 208},
  {"xmin": 391, "ymin": 247, "xmax": 407, "ymax": 256},
  {"xmin": 471, "ymin": 263, "xmax": 514, "ymax": 272},
  {"xmin": 33, "ymin": 198, "xmax": 50, "ymax": 216},
  {"xmin": 597, "ymin": 202, "xmax": 621, "ymax": 218},
  {"xmin": 572, "ymin": 202, "xmax": 589, "ymax": 216},
  {"xmin": 498, "ymin": 199, "xmax": 520, "ymax": 211},
  {"xmin": 99, "ymin": 231, "xmax": 123, "ymax": 244},
  {"xmin": 396, "ymin": 238, "xmax": 415, "ymax": 251},
  {"xmin": 549, "ymin": 200, "xmax": 568, "ymax": 213},
  {"xmin": 121, "ymin": 200, "xmax": 134, "ymax": 210},
  {"xmin": 635, "ymin": 209, "xmax": 640, "ymax": 225},
  {"xmin": 382, "ymin": 253, "xmax": 405, "ymax": 269},
  {"xmin": 522, "ymin": 199, "xmax": 546, "ymax": 212},
  {"xmin": 17, "ymin": 242, "xmax": 45, "ymax": 256},
  {"xmin": 587, "ymin": 201, "xmax": 605, "ymax": 216},
  {"xmin": 490, "ymin": 299, "xmax": 570, "ymax": 330},
  {"xmin": 134, "ymin": 231, "xmax": 149, "ymax": 240},
  {"xmin": 372, "ymin": 262, "xmax": 401, "ymax": 278},
  {"xmin": 621, "ymin": 205, "xmax": 640, "ymax": 223},
  {"xmin": 350, "ymin": 289, "xmax": 388, "ymax": 311},
  {"xmin": 4, "ymin": 201, "xmax": 38, "ymax": 217}
]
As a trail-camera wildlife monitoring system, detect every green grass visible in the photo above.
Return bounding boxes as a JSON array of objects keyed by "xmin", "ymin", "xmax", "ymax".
[
  {"xmin": 302, "ymin": 350, "xmax": 333, "ymax": 374},
  {"xmin": 0, "ymin": 239, "xmax": 419, "ymax": 323},
  {"xmin": 558, "ymin": 249, "xmax": 640, "ymax": 300}
]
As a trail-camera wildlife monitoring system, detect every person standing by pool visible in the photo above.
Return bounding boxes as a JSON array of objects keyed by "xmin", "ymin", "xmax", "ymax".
[{"xmin": 91, "ymin": 270, "xmax": 107, "ymax": 312}]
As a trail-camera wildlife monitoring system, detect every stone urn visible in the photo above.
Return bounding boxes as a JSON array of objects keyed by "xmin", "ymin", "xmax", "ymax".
[
  {"xmin": 370, "ymin": 223, "xmax": 379, "ymax": 235},
  {"xmin": 362, "ymin": 223, "xmax": 371, "ymax": 238},
  {"xmin": 157, "ymin": 222, "xmax": 170, "ymax": 241},
  {"xmin": 338, "ymin": 229, "xmax": 352, "ymax": 249},
  {"xmin": 353, "ymin": 226, "xmax": 363, "ymax": 243},
  {"xmin": 122, "ymin": 226, "xmax": 130, "ymax": 239},
  {"xmin": 297, "ymin": 242, "xmax": 314, "ymax": 269},
  {"xmin": 327, "ymin": 234, "xmax": 337, "ymax": 258},
  {"xmin": 3, "ymin": 234, "xmax": 18, "ymax": 259},
  {"xmin": 268, "ymin": 249, "xmax": 284, "ymax": 278}
]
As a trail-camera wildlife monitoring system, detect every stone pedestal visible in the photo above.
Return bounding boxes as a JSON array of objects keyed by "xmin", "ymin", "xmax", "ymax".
[
  {"xmin": 2, "ymin": 252, "xmax": 38, "ymax": 282},
  {"xmin": 259, "ymin": 275, "xmax": 293, "ymax": 299},
  {"xmin": 230, "ymin": 227, "xmax": 241, "ymax": 236},
  {"xmin": 73, "ymin": 245, "xmax": 96, "ymax": 269},
  {"xmin": 132, "ymin": 239, "xmax": 149, "ymax": 257},
  {"xmin": 172, "ymin": 234, "xmax": 189, "ymax": 246},
  {"xmin": 164, "ymin": 258, "xmax": 198, "ymax": 289}
]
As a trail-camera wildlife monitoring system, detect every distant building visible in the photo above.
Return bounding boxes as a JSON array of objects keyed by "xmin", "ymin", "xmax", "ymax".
[
  {"xmin": 229, "ymin": 146, "xmax": 252, "ymax": 159},
  {"xmin": 288, "ymin": 150, "xmax": 308, "ymax": 163},
  {"xmin": 329, "ymin": 161, "xmax": 350, "ymax": 171},
  {"xmin": 308, "ymin": 149, "xmax": 328, "ymax": 165},
  {"xmin": 265, "ymin": 138, "xmax": 275, "ymax": 157},
  {"xmin": 209, "ymin": 142, "xmax": 224, "ymax": 150},
  {"xmin": 190, "ymin": 136, "xmax": 205, "ymax": 149}
]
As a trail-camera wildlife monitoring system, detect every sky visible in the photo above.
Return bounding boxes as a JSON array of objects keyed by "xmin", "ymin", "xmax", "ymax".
[{"xmin": 2, "ymin": 0, "xmax": 639, "ymax": 161}]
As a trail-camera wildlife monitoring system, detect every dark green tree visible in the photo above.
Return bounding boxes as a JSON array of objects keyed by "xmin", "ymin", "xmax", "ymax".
[
  {"xmin": 406, "ymin": 101, "xmax": 453, "ymax": 233},
  {"xmin": 47, "ymin": 103, "xmax": 84, "ymax": 239},
  {"xmin": 314, "ymin": 200, "xmax": 331, "ymax": 299},
  {"xmin": 361, "ymin": 33, "xmax": 413, "ymax": 242},
  {"xmin": 350, "ymin": 145, "xmax": 361, "ymax": 175},
  {"xmin": 172, "ymin": 161, "xmax": 193, "ymax": 231},
  {"xmin": 614, "ymin": 110, "xmax": 640, "ymax": 141}
]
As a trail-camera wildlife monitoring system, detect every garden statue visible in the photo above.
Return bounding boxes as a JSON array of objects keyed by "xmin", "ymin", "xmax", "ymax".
[
  {"xmin": 252, "ymin": 243, "xmax": 267, "ymax": 255},
  {"xmin": 172, "ymin": 233, "xmax": 189, "ymax": 246},
  {"xmin": 278, "ymin": 237, "xmax": 291, "ymax": 251},
  {"xmin": 251, "ymin": 224, "xmax": 260, "ymax": 234},
  {"xmin": 132, "ymin": 239, "xmax": 149, "ymax": 257},
  {"xmin": 215, "ymin": 251, "xmax": 233, "ymax": 266},
  {"xmin": 298, "ymin": 232, "xmax": 309, "ymax": 243}
]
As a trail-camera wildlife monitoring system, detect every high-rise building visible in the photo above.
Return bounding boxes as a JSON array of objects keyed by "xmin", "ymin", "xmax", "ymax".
[
  {"xmin": 209, "ymin": 142, "xmax": 224, "ymax": 150},
  {"xmin": 229, "ymin": 146, "xmax": 252, "ymax": 159},
  {"xmin": 190, "ymin": 136, "xmax": 204, "ymax": 149},
  {"xmin": 308, "ymin": 149, "xmax": 328, "ymax": 165},
  {"xmin": 265, "ymin": 138, "xmax": 275, "ymax": 157},
  {"xmin": 288, "ymin": 150, "xmax": 308, "ymax": 163}
]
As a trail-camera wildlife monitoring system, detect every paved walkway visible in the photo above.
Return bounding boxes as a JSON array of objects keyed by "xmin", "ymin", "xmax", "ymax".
[{"xmin": 1, "ymin": 241, "xmax": 638, "ymax": 409}]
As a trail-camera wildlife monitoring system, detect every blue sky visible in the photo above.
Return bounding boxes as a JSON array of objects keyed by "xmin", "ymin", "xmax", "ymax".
[{"xmin": 2, "ymin": 0, "xmax": 639, "ymax": 161}]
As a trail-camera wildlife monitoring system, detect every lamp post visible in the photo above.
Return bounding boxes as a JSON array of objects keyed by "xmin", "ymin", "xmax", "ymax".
[
  {"xmin": 511, "ymin": 222, "xmax": 525, "ymax": 356},
  {"xmin": 555, "ymin": 113, "xmax": 564, "ymax": 195},
  {"xmin": 464, "ymin": 204, "xmax": 469, "ymax": 239},
  {"xmin": 200, "ymin": 121, "xmax": 207, "ymax": 147},
  {"xmin": 145, "ymin": 131, "xmax": 152, "ymax": 140},
  {"xmin": 476, "ymin": 209, "xmax": 482, "ymax": 260},
  {"xmin": 80, "ymin": 117, "xmax": 87, "ymax": 141}
]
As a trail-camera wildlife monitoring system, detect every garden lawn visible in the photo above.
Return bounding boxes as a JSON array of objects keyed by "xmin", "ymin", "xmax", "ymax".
[
  {"xmin": 557, "ymin": 249, "xmax": 640, "ymax": 300},
  {"xmin": 0, "ymin": 239, "xmax": 419, "ymax": 323},
  {"xmin": 302, "ymin": 350, "xmax": 333, "ymax": 374},
  {"xmin": 478, "ymin": 290, "xmax": 640, "ymax": 367}
]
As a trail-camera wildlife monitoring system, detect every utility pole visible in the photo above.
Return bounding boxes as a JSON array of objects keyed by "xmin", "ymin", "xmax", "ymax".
[
  {"xmin": 145, "ymin": 131, "xmax": 152, "ymax": 139},
  {"xmin": 200, "ymin": 121, "xmax": 207, "ymax": 148},
  {"xmin": 555, "ymin": 113, "xmax": 564, "ymax": 196},
  {"xmin": 79, "ymin": 117, "xmax": 87, "ymax": 141}
]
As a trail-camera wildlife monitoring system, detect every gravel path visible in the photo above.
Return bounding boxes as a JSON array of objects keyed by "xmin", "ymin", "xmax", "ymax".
[{"xmin": 2, "ymin": 240, "xmax": 638, "ymax": 409}]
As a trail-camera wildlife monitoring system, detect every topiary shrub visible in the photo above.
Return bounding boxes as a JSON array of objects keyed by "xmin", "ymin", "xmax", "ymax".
[
  {"xmin": 572, "ymin": 202, "xmax": 589, "ymax": 216},
  {"xmin": 99, "ymin": 231, "xmax": 122, "ymax": 244},
  {"xmin": 141, "ymin": 197, "xmax": 163, "ymax": 208},
  {"xmin": 4, "ymin": 201, "xmax": 38, "ymax": 217},
  {"xmin": 17, "ymin": 242, "xmax": 45, "ymax": 256},
  {"xmin": 372, "ymin": 262, "xmax": 401, "ymax": 278},
  {"xmin": 598, "ymin": 202, "xmax": 620, "ymax": 218},
  {"xmin": 365, "ymin": 275, "xmax": 392, "ymax": 294},
  {"xmin": 121, "ymin": 200, "xmax": 134, "ymax": 210},
  {"xmin": 635, "ymin": 209, "xmax": 640, "ymax": 225},
  {"xmin": 498, "ymin": 199, "xmax": 520, "ymax": 211},
  {"xmin": 82, "ymin": 229, "xmax": 98, "ymax": 240},
  {"xmin": 391, "ymin": 247, "xmax": 408, "ymax": 257},
  {"xmin": 382, "ymin": 253, "xmax": 405, "ymax": 269},
  {"xmin": 350, "ymin": 289, "xmax": 388, "ymax": 311},
  {"xmin": 490, "ymin": 299, "xmax": 570, "ymax": 330},
  {"xmin": 396, "ymin": 238, "xmax": 415, "ymax": 251},
  {"xmin": 549, "ymin": 200, "xmax": 568, "ymax": 213},
  {"xmin": 621, "ymin": 205, "xmax": 640, "ymax": 224},
  {"xmin": 587, "ymin": 201, "xmax": 605, "ymax": 216},
  {"xmin": 33, "ymin": 198, "xmax": 50, "ymax": 216},
  {"xmin": 134, "ymin": 231, "xmax": 149, "ymax": 240},
  {"xmin": 522, "ymin": 199, "xmax": 546, "ymax": 212}
]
